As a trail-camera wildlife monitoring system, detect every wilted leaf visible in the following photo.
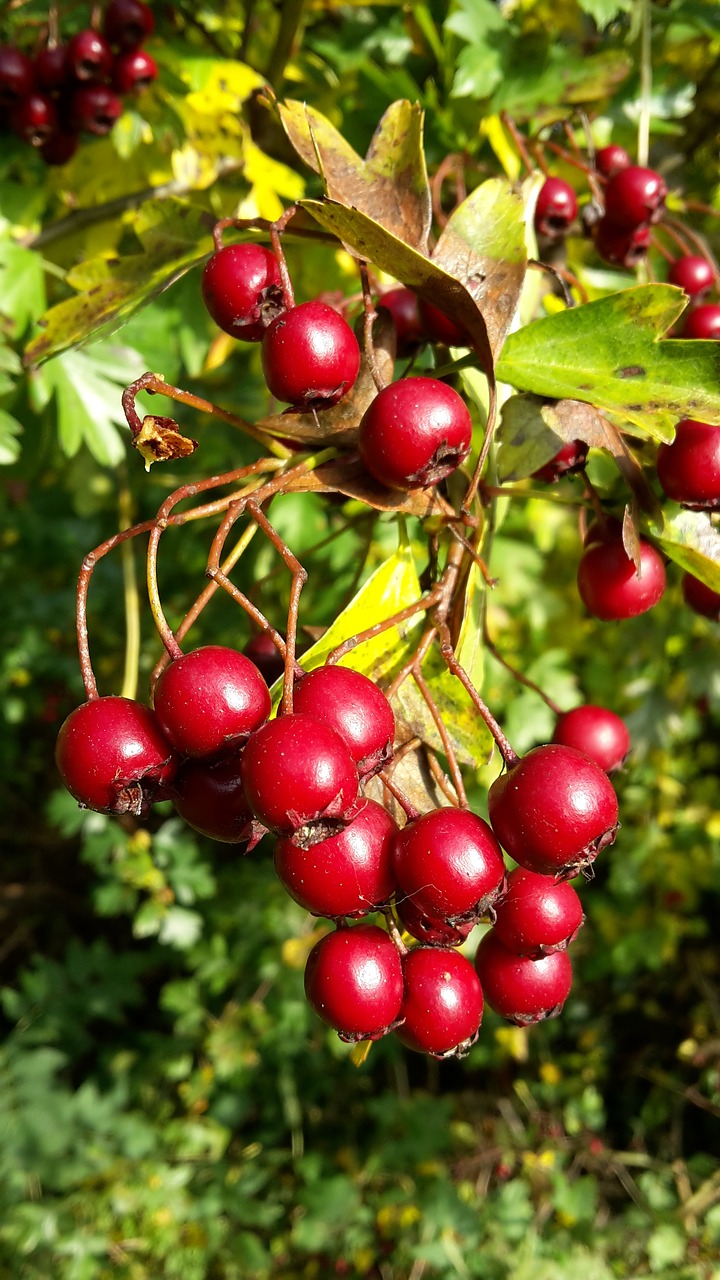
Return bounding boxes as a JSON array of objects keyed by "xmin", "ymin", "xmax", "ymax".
[
  {"xmin": 284, "ymin": 455, "xmax": 457, "ymax": 519},
  {"xmin": 133, "ymin": 415, "xmax": 198, "ymax": 471},
  {"xmin": 365, "ymin": 739, "xmax": 452, "ymax": 819},
  {"xmin": 647, "ymin": 507, "xmax": 720, "ymax": 592}
]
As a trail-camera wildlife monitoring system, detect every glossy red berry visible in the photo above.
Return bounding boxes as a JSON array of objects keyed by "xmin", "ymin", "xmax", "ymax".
[
  {"xmin": 395, "ymin": 897, "xmax": 476, "ymax": 947},
  {"xmin": 261, "ymin": 301, "xmax": 360, "ymax": 408},
  {"xmin": 534, "ymin": 177, "xmax": 578, "ymax": 238},
  {"xmin": 153, "ymin": 645, "xmax": 271, "ymax": 759},
  {"xmin": 594, "ymin": 218, "xmax": 651, "ymax": 269},
  {"xmin": 304, "ymin": 924, "xmax": 404, "ymax": 1041},
  {"xmin": 104, "ymin": 0, "xmax": 155, "ymax": 51},
  {"xmin": 378, "ymin": 287, "xmax": 424, "ymax": 354},
  {"xmin": 71, "ymin": 85, "xmax": 123, "ymax": 135},
  {"xmin": 668, "ymin": 256, "xmax": 715, "ymax": 298},
  {"xmin": 242, "ymin": 633, "xmax": 285, "ymax": 687},
  {"xmin": 292, "ymin": 665, "xmax": 394, "ymax": 778},
  {"xmin": 12, "ymin": 92, "xmax": 57, "ymax": 146},
  {"xmin": 656, "ymin": 419, "xmax": 720, "ymax": 510},
  {"xmin": 112, "ymin": 49, "xmax": 158, "ymax": 94},
  {"xmin": 603, "ymin": 165, "xmax": 667, "ymax": 229},
  {"xmin": 241, "ymin": 713, "xmax": 359, "ymax": 839},
  {"xmin": 0, "ymin": 46, "xmax": 35, "ymax": 108},
  {"xmin": 392, "ymin": 806, "xmax": 506, "ymax": 924},
  {"xmin": 56, "ymin": 696, "xmax": 176, "ymax": 816},
  {"xmin": 35, "ymin": 44, "xmax": 68, "ymax": 93},
  {"xmin": 275, "ymin": 798, "xmax": 398, "ymax": 918},
  {"xmin": 418, "ymin": 298, "xmax": 470, "ymax": 347},
  {"xmin": 683, "ymin": 304, "xmax": 720, "ymax": 340},
  {"xmin": 682, "ymin": 572, "xmax": 720, "ymax": 620},
  {"xmin": 595, "ymin": 144, "xmax": 631, "ymax": 179},
  {"xmin": 531, "ymin": 439, "xmax": 588, "ymax": 483},
  {"xmin": 358, "ymin": 376, "xmax": 472, "ymax": 491},
  {"xmin": 577, "ymin": 534, "xmax": 666, "ymax": 620},
  {"xmin": 40, "ymin": 129, "xmax": 79, "ymax": 166},
  {"xmin": 475, "ymin": 931, "xmax": 573, "ymax": 1025},
  {"xmin": 172, "ymin": 752, "xmax": 255, "ymax": 844},
  {"xmin": 395, "ymin": 947, "xmax": 483, "ymax": 1057},
  {"xmin": 487, "ymin": 743, "xmax": 619, "ymax": 879},
  {"xmin": 65, "ymin": 30, "xmax": 113, "ymax": 82},
  {"xmin": 201, "ymin": 243, "xmax": 282, "ymax": 340},
  {"xmin": 491, "ymin": 868, "xmax": 584, "ymax": 958},
  {"xmin": 552, "ymin": 704, "xmax": 631, "ymax": 774}
]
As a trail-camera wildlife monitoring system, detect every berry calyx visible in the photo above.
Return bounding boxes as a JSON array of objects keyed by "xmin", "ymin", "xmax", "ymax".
[
  {"xmin": 683, "ymin": 304, "xmax": 720, "ymax": 340},
  {"xmin": 104, "ymin": 0, "xmax": 155, "ymax": 51},
  {"xmin": 577, "ymin": 534, "xmax": 666, "ymax": 620},
  {"xmin": 201, "ymin": 243, "xmax": 283, "ymax": 341},
  {"xmin": 261, "ymin": 301, "xmax": 361, "ymax": 408},
  {"xmin": 291, "ymin": 665, "xmax": 395, "ymax": 778},
  {"xmin": 656, "ymin": 419, "xmax": 720, "ymax": 510},
  {"xmin": 668, "ymin": 256, "xmax": 715, "ymax": 298},
  {"xmin": 56, "ymin": 696, "xmax": 176, "ymax": 816},
  {"xmin": 475, "ymin": 931, "xmax": 573, "ymax": 1025},
  {"xmin": 395, "ymin": 897, "xmax": 476, "ymax": 947},
  {"xmin": 531, "ymin": 439, "xmax": 588, "ymax": 483},
  {"xmin": 491, "ymin": 867, "xmax": 584, "ymax": 958},
  {"xmin": 552, "ymin": 704, "xmax": 631, "ymax": 774},
  {"xmin": 487, "ymin": 743, "xmax": 619, "ymax": 879},
  {"xmin": 172, "ymin": 752, "xmax": 256, "ymax": 844},
  {"xmin": 304, "ymin": 923, "xmax": 404, "ymax": 1041},
  {"xmin": 153, "ymin": 645, "xmax": 271, "ymax": 759},
  {"xmin": 274, "ymin": 798, "xmax": 398, "ymax": 918},
  {"xmin": 358, "ymin": 376, "xmax": 472, "ymax": 490},
  {"xmin": 603, "ymin": 165, "xmax": 667, "ymax": 229},
  {"xmin": 534, "ymin": 177, "xmax": 578, "ymax": 239},
  {"xmin": 241, "ymin": 713, "xmax": 359, "ymax": 840},
  {"xmin": 395, "ymin": 947, "xmax": 484, "ymax": 1057},
  {"xmin": 392, "ymin": 806, "xmax": 506, "ymax": 924},
  {"xmin": 682, "ymin": 572, "xmax": 720, "ymax": 620},
  {"xmin": 112, "ymin": 49, "xmax": 158, "ymax": 94},
  {"xmin": 595, "ymin": 144, "xmax": 631, "ymax": 179},
  {"xmin": 594, "ymin": 219, "xmax": 651, "ymax": 269}
]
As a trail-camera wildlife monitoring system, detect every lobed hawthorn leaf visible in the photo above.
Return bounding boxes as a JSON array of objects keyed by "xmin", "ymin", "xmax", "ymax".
[
  {"xmin": 646, "ymin": 508, "xmax": 720, "ymax": 593},
  {"xmin": 275, "ymin": 97, "xmax": 431, "ymax": 254},
  {"xmin": 496, "ymin": 285, "xmax": 720, "ymax": 438}
]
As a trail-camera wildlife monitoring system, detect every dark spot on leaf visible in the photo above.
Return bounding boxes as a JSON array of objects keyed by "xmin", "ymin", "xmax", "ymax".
[
  {"xmin": 616, "ymin": 366, "xmax": 646, "ymax": 379},
  {"xmin": 625, "ymin": 404, "xmax": 644, "ymax": 412}
]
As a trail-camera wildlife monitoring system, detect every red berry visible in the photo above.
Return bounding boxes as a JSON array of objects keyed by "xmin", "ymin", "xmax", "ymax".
[
  {"xmin": 395, "ymin": 897, "xmax": 476, "ymax": 947},
  {"xmin": 104, "ymin": 0, "xmax": 155, "ymax": 51},
  {"xmin": 241, "ymin": 713, "xmax": 359, "ymax": 839},
  {"xmin": 65, "ymin": 30, "xmax": 113, "ymax": 83},
  {"xmin": 261, "ymin": 301, "xmax": 360, "ymax": 408},
  {"xmin": 491, "ymin": 868, "xmax": 584, "ymax": 958},
  {"xmin": 304, "ymin": 924, "xmax": 404, "ymax": 1041},
  {"xmin": 595, "ymin": 144, "xmax": 631, "ymax": 179},
  {"xmin": 594, "ymin": 218, "xmax": 651, "ymax": 269},
  {"xmin": 358, "ymin": 376, "xmax": 472, "ymax": 490},
  {"xmin": 56, "ymin": 696, "xmax": 176, "ymax": 816},
  {"xmin": 487, "ymin": 743, "xmax": 619, "ymax": 879},
  {"xmin": 274, "ymin": 798, "xmax": 398, "ymax": 918},
  {"xmin": 40, "ymin": 129, "xmax": 79, "ymax": 166},
  {"xmin": 534, "ymin": 177, "xmax": 578, "ymax": 238},
  {"xmin": 656, "ymin": 419, "xmax": 720, "ymax": 510},
  {"xmin": 552, "ymin": 705, "xmax": 631, "ymax": 774},
  {"xmin": 392, "ymin": 806, "xmax": 506, "ymax": 924},
  {"xmin": 683, "ymin": 304, "xmax": 720, "ymax": 340},
  {"xmin": 71, "ymin": 84, "xmax": 123, "ymax": 135},
  {"xmin": 378, "ymin": 287, "xmax": 424, "ymax": 354},
  {"xmin": 418, "ymin": 298, "xmax": 470, "ymax": 347},
  {"xmin": 682, "ymin": 572, "xmax": 720, "ymax": 620},
  {"xmin": 172, "ymin": 752, "xmax": 255, "ymax": 844},
  {"xmin": 668, "ymin": 256, "xmax": 715, "ymax": 298},
  {"xmin": 112, "ymin": 48, "xmax": 158, "ymax": 94},
  {"xmin": 153, "ymin": 645, "xmax": 271, "ymax": 759},
  {"xmin": 395, "ymin": 947, "xmax": 483, "ymax": 1057},
  {"xmin": 0, "ymin": 46, "xmax": 35, "ymax": 108},
  {"xmin": 603, "ymin": 165, "xmax": 667, "ymax": 229},
  {"xmin": 35, "ymin": 44, "xmax": 68, "ymax": 93},
  {"xmin": 577, "ymin": 534, "xmax": 666, "ymax": 620},
  {"xmin": 291, "ymin": 666, "xmax": 394, "ymax": 778},
  {"xmin": 531, "ymin": 439, "xmax": 588, "ymax": 483},
  {"xmin": 242, "ymin": 633, "xmax": 285, "ymax": 687},
  {"xmin": 201, "ymin": 243, "xmax": 282, "ymax": 341},
  {"xmin": 12, "ymin": 92, "xmax": 57, "ymax": 146},
  {"xmin": 475, "ymin": 931, "xmax": 573, "ymax": 1025}
]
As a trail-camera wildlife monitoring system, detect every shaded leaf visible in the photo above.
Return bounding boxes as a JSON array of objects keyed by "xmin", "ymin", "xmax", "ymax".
[{"xmin": 647, "ymin": 507, "xmax": 720, "ymax": 592}]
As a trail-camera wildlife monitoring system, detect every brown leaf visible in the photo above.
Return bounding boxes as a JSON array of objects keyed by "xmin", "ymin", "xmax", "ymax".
[
  {"xmin": 132, "ymin": 416, "xmax": 198, "ymax": 471},
  {"xmin": 364, "ymin": 739, "xmax": 450, "ymax": 821},
  {"xmin": 542, "ymin": 398, "xmax": 661, "ymax": 518},
  {"xmin": 282, "ymin": 454, "xmax": 457, "ymax": 519}
]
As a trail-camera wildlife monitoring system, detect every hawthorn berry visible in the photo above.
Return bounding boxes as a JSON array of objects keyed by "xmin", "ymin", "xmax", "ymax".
[
  {"xmin": 112, "ymin": 49, "xmax": 158, "ymax": 94},
  {"xmin": 304, "ymin": 923, "xmax": 404, "ymax": 1041},
  {"xmin": 274, "ymin": 798, "xmax": 398, "ymax": 918},
  {"xmin": 172, "ymin": 752, "xmax": 256, "ymax": 844},
  {"xmin": 378, "ymin": 287, "xmax": 424, "ymax": 354},
  {"xmin": 683, "ymin": 304, "xmax": 720, "ymax": 340},
  {"xmin": 668, "ymin": 256, "xmax": 715, "ymax": 298},
  {"xmin": 682, "ymin": 572, "xmax": 720, "ymax": 620},
  {"xmin": 291, "ymin": 665, "xmax": 394, "ymax": 778},
  {"xmin": 104, "ymin": 0, "xmax": 155, "ymax": 51},
  {"xmin": 56, "ymin": 695, "xmax": 176, "ymax": 816},
  {"xmin": 242, "ymin": 632, "xmax": 285, "ymax": 687},
  {"xmin": 418, "ymin": 298, "xmax": 470, "ymax": 347},
  {"xmin": 552, "ymin": 704, "xmax": 631, "ymax": 774},
  {"xmin": 153, "ymin": 645, "xmax": 271, "ymax": 759},
  {"xmin": 491, "ymin": 867, "xmax": 584, "ymax": 958},
  {"xmin": 603, "ymin": 165, "xmax": 667, "ymax": 228},
  {"xmin": 12, "ymin": 92, "xmax": 57, "ymax": 146},
  {"xmin": 595, "ymin": 144, "xmax": 631, "ymax": 179},
  {"xmin": 40, "ymin": 129, "xmax": 79, "ymax": 166},
  {"xmin": 71, "ymin": 85, "xmax": 123, "ymax": 135},
  {"xmin": 534, "ymin": 177, "xmax": 578, "ymax": 238},
  {"xmin": 594, "ymin": 219, "xmax": 651, "ymax": 269},
  {"xmin": 531, "ymin": 439, "xmax": 588, "ymax": 483},
  {"xmin": 392, "ymin": 806, "xmax": 506, "ymax": 923},
  {"xmin": 475, "ymin": 931, "xmax": 573, "ymax": 1025},
  {"xmin": 65, "ymin": 30, "xmax": 113, "ymax": 82},
  {"xmin": 0, "ymin": 46, "xmax": 35, "ymax": 108},
  {"xmin": 358, "ymin": 376, "xmax": 472, "ymax": 490},
  {"xmin": 656, "ymin": 419, "xmax": 720, "ymax": 510},
  {"xmin": 35, "ymin": 44, "xmax": 68, "ymax": 93},
  {"xmin": 395, "ymin": 896, "xmax": 476, "ymax": 947},
  {"xmin": 487, "ymin": 743, "xmax": 619, "ymax": 879},
  {"xmin": 577, "ymin": 533, "xmax": 666, "ymax": 620},
  {"xmin": 261, "ymin": 300, "xmax": 360, "ymax": 408},
  {"xmin": 202, "ymin": 243, "xmax": 282, "ymax": 341},
  {"xmin": 395, "ymin": 947, "xmax": 484, "ymax": 1057}
]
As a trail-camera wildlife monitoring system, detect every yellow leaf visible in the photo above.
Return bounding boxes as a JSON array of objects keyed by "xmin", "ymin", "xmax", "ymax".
[{"xmin": 480, "ymin": 115, "xmax": 521, "ymax": 183}]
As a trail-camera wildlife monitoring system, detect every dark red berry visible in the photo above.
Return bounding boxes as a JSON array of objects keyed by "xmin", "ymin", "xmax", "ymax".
[
  {"xmin": 358, "ymin": 376, "xmax": 472, "ymax": 490},
  {"xmin": 392, "ymin": 806, "xmax": 506, "ymax": 924},
  {"xmin": 594, "ymin": 218, "xmax": 651, "ymax": 269},
  {"xmin": 577, "ymin": 534, "xmax": 666, "ymax": 620},
  {"xmin": 531, "ymin": 439, "xmax": 588, "ymax": 483},
  {"xmin": 656, "ymin": 419, "xmax": 720, "ymax": 510},
  {"xmin": 35, "ymin": 44, "xmax": 68, "ymax": 93},
  {"xmin": 12, "ymin": 92, "xmax": 57, "ymax": 146},
  {"xmin": 491, "ymin": 867, "xmax": 584, "ymax": 958},
  {"xmin": 261, "ymin": 301, "xmax": 360, "ymax": 408},
  {"xmin": 65, "ymin": 30, "xmax": 113, "ymax": 83},
  {"xmin": 291, "ymin": 665, "xmax": 394, "ymax": 778},
  {"xmin": 71, "ymin": 85, "xmax": 123, "ymax": 135},
  {"xmin": 0, "ymin": 46, "xmax": 35, "ymax": 108},
  {"xmin": 395, "ymin": 947, "xmax": 483, "ymax": 1057},
  {"xmin": 603, "ymin": 165, "xmax": 667, "ymax": 229},
  {"xmin": 104, "ymin": 0, "xmax": 155, "ymax": 51},
  {"xmin": 378, "ymin": 287, "xmax": 424, "ymax": 354},
  {"xmin": 668, "ymin": 256, "xmax": 715, "ymax": 298},
  {"xmin": 552, "ymin": 704, "xmax": 631, "ymax": 774},
  {"xmin": 395, "ymin": 897, "xmax": 476, "ymax": 947},
  {"xmin": 172, "ymin": 752, "xmax": 255, "ymax": 844},
  {"xmin": 487, "ymin": 743, "xmax": 619, "ymax": 879},
  {"xmin": 595, "ymin": 144, "xmax": 631, "ymax": 179},
  {"xmin": 201, "ymin": 243, "xmax": 282, "ymax": 340},
  {"xmin": 40, "ymin": 129, "xmax": 79, "ymax": 166},
  {"xmin": 682, "ymin": 572, "xmax": 720, "ymax": 620},
  {"xmin": 475, "ymin": 931, "xmax": 573, "ymax": 1024},
  {"xmin": 153, "ymin": 645, "xmax": 271, "ymax": 759},
  {"xmin": 304, "ymin": 923, "xmax": 404, "ymax": 1041},
  {"xmin": 274, "ymin": 798, "xmax": 398, "ymax": 918},
  {"xmin": 55, "ymin": 696, "xmax": 176, "ymax": 816},
  {"xmin": 683, "ymin": 304, "xmax": 720, "ymax": 340},
  {"xmin": 242, "ymin": 633, "xmax": 285, "ymax": 687},
  {"xmin": 534, "ymin": 177, "xmax": 578, "ymax": 238},
  {"xmin": 418, "ymin": 298, "xmax": 470, "ymax": 347},
  {"xmin": 112, "ymin": 48, "xmax": 158, "ymax": 94},
  {"xmin": 241, "ymin": 713, "xmax": 359, "ymax": 840}
]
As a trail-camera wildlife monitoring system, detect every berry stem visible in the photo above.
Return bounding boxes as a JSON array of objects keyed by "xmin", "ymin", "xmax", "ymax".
[
  {"xmin": 411, "ymin": 660, "xmax": 468, "ymax": 807},
  {"xmin": 382, "ymin": 906, "xmax": 409, "ymax": 956},
  {"xmin": 122, "ymin": 371, "xmax": 293, "ymax": 458},
  {"xmin": 118, "ymin": 473, "xmax": 141, "ymax": 703},
  {"xmin": 268, "ymin": 225, "xmax": 295, "ymax": 311},
  {"xmin": 76, "ymin": 519, "xmax": 156, "ymax": 702},
  {"xmin": 245, "ymin": 499, "xmax": 308, "ymax": 714},
  {"xmin": 438, "ymin": 621, "xmax": 518, "ymax": 767},
  {"xmin": 483, "ymin": 625, "xmax": 563, "ymax": 717},
  {"xmin": 378, "ymin": 770, "xmax": 421, "ymax": 823},
  {"xmin": 499, "ymin": 113, "xmax": 536, "ymax": 176},
  {"xmin": 359, "ymin": 262, "xmax": 386, "ymax": 392}
]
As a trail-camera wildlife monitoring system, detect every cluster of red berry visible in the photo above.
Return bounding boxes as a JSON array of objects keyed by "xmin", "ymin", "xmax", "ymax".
[{"xmin": 0, "ymin": 0, "xmax": 156, "ymax": 166}]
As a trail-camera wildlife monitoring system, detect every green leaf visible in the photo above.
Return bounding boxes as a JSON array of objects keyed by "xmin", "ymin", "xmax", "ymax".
[
  {"xmin": 0, "ymin": 408, "xmax": 23, "ymax": 465},
  {"xmin": 394, "ymin": 645, "xmax": 494, "ymax": 769},
  {"xmin": 497, "ymin": 285, "xmax": 720, "ymax": 438},
  {"xmin": 647, "ymin": 508, "xmax": 720, "ymax": 592},
  {"xmin": 647, "ymin": 1224, "xmax": 687, "ymax": 1272},
  {"xmin": 0, "ymin": 238, "xmax": 47, "ymax": 338},
  {"xmin": 38, "ymin": 343, "xmax": 143, "ymax": 465},
  {"xmin": 578, "ymin": 0, "xmax": 635, "ymax": 29}
]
